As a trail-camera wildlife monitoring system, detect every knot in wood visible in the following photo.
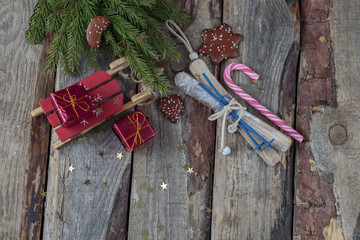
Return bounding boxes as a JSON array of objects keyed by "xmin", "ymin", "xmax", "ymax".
[{"xmin": 329, "ymin": 124, "xmax": 347, "ymax": 145}]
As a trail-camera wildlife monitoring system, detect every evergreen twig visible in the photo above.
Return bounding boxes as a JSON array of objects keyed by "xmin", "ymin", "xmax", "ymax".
[{"xmin": 26, "ymin": 0, "xmax": 189, "ymax": 94}]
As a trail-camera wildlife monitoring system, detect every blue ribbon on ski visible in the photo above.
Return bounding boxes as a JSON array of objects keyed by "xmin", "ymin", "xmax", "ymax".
[{"xmin": 198, "ymin": 73, "xmax": 275, "ymax": 152}]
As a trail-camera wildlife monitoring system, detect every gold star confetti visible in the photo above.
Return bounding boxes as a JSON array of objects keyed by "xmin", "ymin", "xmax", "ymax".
[
  {"xmin": 141, "ymin": 147, "xmax": 148, "ymax": 154},
  {"xmin": 141, "ymin": 230, "xmax": 149, "ymax": 239},
  {"xmin": 98, "ymin": 150, "xmax": 105, "ymax": 157},
  {"xmin": 178, "ymin": 145, "xmax": 184, "ymax": 151},
  {"xmin": 96, "ymin": 107, "xmax": 104, "ymax": 115},
  {"xmin": 165, "ymin": 163, "xmax": 172, "ymax": 170},
  {"xmin": 84, "ymin": 179, "xmax": 91, "ymax": 185},
  {"xmin": 163, "ymin": 238, "xmax": 167, "ymax": 240},
  {"xmin": 206, "ymin": 207, "xmax": 212, "ymax": 213},
  {"xmin": 98, "ymin": 130, "xmax": 105, "ymax": 137},
  {"xmin": 41, "ymin": 191, "xmax": 47, "ymax": 198},
  {"xmin": 139, "ymin": 183, "xmax": 147, "ymax": 190},
  {"xmin": 258, "ymin": 87, "xmax": 265, "ymax": 93},
  {"xmin": 137, "ymin": 202, "xmax": 144, "ymax": 209},
  {"xmin": 78, "ymin": 135, "xmax": 88, "ymax": 143},
  {"xmin": 101, "ymin": 182, "xmax": 108, "ymax": 189},
  {"xmin": 160, "ymin": 182, "xmax": 167, "ymax": 190},
  {"xmin": 147, "ymin": 187, "xmax": 154, "ymax": 193},
  {"xmin": 142, "ymin": 108, "xmax": 151, "ymax": 118},
  {"xmin": 187, "ymin": 167, "xmax": 194, "ymax": 175},
  {"xmin": 68, "ymin": 165, "xmax": 75, "ymax": 173},
  {"xmin": 160, "ymin": 174, "xmax": 166, "ymax": 181},
  {"xmin": 116, "ymin": 152, "xmax": 125, "ymax": 160},
  {"xmin": 157, "ymin": 224, "xmax": 165, "ymax": 231},
  {"xmin": 114, "ymin": 98, "xmax": 121, "ymax": 105},
  {"xmin": 182, "ymin": 164, "xmax": 189, "ymax": 171}
]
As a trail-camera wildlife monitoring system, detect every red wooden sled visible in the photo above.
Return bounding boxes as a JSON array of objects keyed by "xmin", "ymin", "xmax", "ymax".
[{"xmin": 31, "ymin": 57, "xmax": 152, "ymax": 149}]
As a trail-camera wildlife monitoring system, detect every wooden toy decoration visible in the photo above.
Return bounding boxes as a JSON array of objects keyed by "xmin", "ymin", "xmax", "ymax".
[
  {"xmin": 31, "ymin": 57, "xmax": 152, "ymax": 149},
  {"xmin": 166, "ymin": 20, "xmax": 303, "ymax": 166}
]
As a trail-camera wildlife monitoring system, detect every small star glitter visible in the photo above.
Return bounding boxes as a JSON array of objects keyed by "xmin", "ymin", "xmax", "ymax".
[
  {"xmin": 258, "ymin": 88, "xmax": 265, "ymax": 93},
  {"xmin": 187, "ymin": 167, "xmax": 194, "ymax": 175},
  {"xmin": 160, "ymin": 182, "xmax": 168, "ymax": 190},
  {"xmin": 41, "ymin": 191, "xmax": 47, "ymax": 198},
  {"xmin": 157, "ymin": 224, "xmax": 165, "ymax": 231},
  {"xmin": 116, "ymin": 152, "xmax": 125, "ymax": 160},
  {"xmin": 84, "ymin": 179, "xmax": 91, "ymax": 185},
  {"xmin": 141, "ymin": 147, "xmax": 148, "ymax": 154},
  {"xmin": 160, "ymin": 174, "xmax": 167, "ymax": 181},
  {"xmin": 78, "ymin": 135, "xmax": 88, "ymax": 143},
  {"xmin": 140, "ymin": 183, "xmax": 147, "ymax": 190},
  {"xmin": 68, "ymin": 165, "xmax": 75, "ymax": 172},
  {"xmin": 114, "ymin": 98, "xmax": 121, "ymax": 105},
  {"xmin": 182, "ymin": 164, "xmax": 189, "ymax": 171},
  {"xmin": 98, "ymin": 150, "xmax": 105, "ymax": 157},
  {"xmin": 141, "ymin": 230, "xmax": 149, "ymax": 239},
  {"xmin": 165, "ymin": 163, "xmax": 172, "ymax": 170},
  {"xmin": 206, "ymin": 207, "xmax": 212, "ymax": 213},
  {"xmin": 101, "ymin": 182, "xmax": 108, "ymax": 189},
  {"xmin": 95, "ymin": 107, "xmax": 104, "ymax": 116},
  {"xmin": 198, "ymin": 23, "xmax": 243, "ymax": 65},
  {"xmin": 98, "ymin": 130, "xmax": 105, "ymax": 137},
  {"xmin": 178, "ymin": 145, "xmax": 185, "ymax": 151},
  {"xmin": 147, "ymin": 187, "xmax": 154, "ymax": 193},
  {"xmin": 137, "ymin": 202, "xmax": 144, "ymax": 209}
]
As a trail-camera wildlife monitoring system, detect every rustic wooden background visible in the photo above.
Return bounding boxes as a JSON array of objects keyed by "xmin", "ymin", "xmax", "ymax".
[{"xmin": 1, "ymin": 0, "xmax": 360, "ymax": 239}]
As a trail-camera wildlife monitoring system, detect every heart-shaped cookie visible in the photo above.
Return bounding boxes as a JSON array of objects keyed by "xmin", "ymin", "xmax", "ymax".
[{"xmin": 158, "ymin": 95, "xmax": 185, "ymax": 123}]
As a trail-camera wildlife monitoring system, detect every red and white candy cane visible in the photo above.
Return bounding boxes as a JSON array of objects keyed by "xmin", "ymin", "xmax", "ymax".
[{"xmin": 223, "ymin": 62, "xmax": 303, "ymax": 143}]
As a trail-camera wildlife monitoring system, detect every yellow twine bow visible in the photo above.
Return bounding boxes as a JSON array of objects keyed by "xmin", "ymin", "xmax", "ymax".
[
  {"xmin": 125, "ymin": 112, "xmax": 150, "ymax": 151},
  {"xmin": 52, "ymin": 88, "xmax": 91, "ymax": 118},
  {"xmin": 208, "ymin": 98, "xmax": 245, "ymax": 152}
]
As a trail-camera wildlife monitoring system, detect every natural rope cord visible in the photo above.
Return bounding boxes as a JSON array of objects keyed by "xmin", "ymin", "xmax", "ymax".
[
  {"xmin": 165, "ymin": 20, "xmax": 199, "ymax": 61},
  {"xmin": 208, "ymin": 98, "xmax": 246, "ymax": 155}
]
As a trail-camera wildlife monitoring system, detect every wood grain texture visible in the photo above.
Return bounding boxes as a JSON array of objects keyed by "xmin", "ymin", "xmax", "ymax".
[
  {"xmin": 127, "ymin": 1, "xmax": 218, "ymax": 239},
  {"xmin": 295, "ymin": 0, "xmax": 360, "ymax": 239},
  {"xmin": 43, "ymin": 59, "xmax": 136, "ymax": 240},
  {"xmin": 0, "ymin": 1, "xmax": 52, "ymax": 239},
  {"xmin": 212, "ymin": 0, "xmax": 299, "ymax": 239}
]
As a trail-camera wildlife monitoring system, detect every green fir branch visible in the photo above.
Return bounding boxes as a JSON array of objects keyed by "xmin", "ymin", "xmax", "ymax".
[
  {"xmin": 25, "ymin": 0, "xmax": 51, "ymax": 44},
  {"xmin": 26, "ymin": 0, "xmax": 188, "ymax": 93}
]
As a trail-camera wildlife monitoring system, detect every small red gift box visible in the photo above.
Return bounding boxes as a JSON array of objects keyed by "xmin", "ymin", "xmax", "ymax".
[
  {"xmin": 112, "ymin": 109, "xmax": 156, "ymax": 151},
  {"xmin": 50, "ymin": 83, "xmax": 94, "ymax": 127}
]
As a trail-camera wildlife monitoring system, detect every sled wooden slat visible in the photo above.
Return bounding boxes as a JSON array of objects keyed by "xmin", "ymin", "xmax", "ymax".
[
  {"xmin": 78, "ymin": 70, "xmax": 112, "ymax": 91},
  {"xmin": 39, "ymin": 98, "xmax": 54, "ymax": 115}
]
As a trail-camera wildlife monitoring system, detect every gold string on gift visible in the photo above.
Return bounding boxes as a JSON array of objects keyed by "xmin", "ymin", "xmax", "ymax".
[
  {"xmin": 52, "ymin": 88, "xmax": 91, "ymax": 118},
  {"xmin": 124, "ymin": 111, "xmax": 150, "ymax": 151}
]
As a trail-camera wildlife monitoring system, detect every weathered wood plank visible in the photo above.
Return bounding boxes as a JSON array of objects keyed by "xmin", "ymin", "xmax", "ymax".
[
  {"xmin": 0, "ymin": 1, "xmax": 52, "ymax": 239},
  {"xmin": 295, "ymin": 0, "xmax": 360, "ymax": 239},
  {"xmin": 212, "ymin": 0, "xmax": 299, "ymax": 239},
  {"xmin": 43, "ymin": 59, "xmax": 136, "ymax": 240},
  {"xmin": 127, "ymin": 1, "xmax": 218, "ymax": 239}
]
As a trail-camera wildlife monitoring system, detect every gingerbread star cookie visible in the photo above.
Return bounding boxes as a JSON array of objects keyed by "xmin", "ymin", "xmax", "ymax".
[{"xmin": 198, "ymin": 23, "xmax": 243, "ymax": 65}]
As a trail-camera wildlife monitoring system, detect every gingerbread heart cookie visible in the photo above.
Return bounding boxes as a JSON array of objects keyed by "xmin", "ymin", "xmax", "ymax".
[
  {"xmin": 198, "ymin": 23, "xmax": 243, "ymax": 65},
  {"xmin": 158, "ymin": 95, "xmax": 184, "ymax": 123}
]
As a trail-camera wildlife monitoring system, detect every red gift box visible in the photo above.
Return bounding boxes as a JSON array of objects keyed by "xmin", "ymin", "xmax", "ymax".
[
  {"xmin": 50, "ymin": 83, "xmax": 94, "ymax": 127},
  {"xmin": 112, "ymin": 109, "xmax": 156, "ymax": 151}
]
